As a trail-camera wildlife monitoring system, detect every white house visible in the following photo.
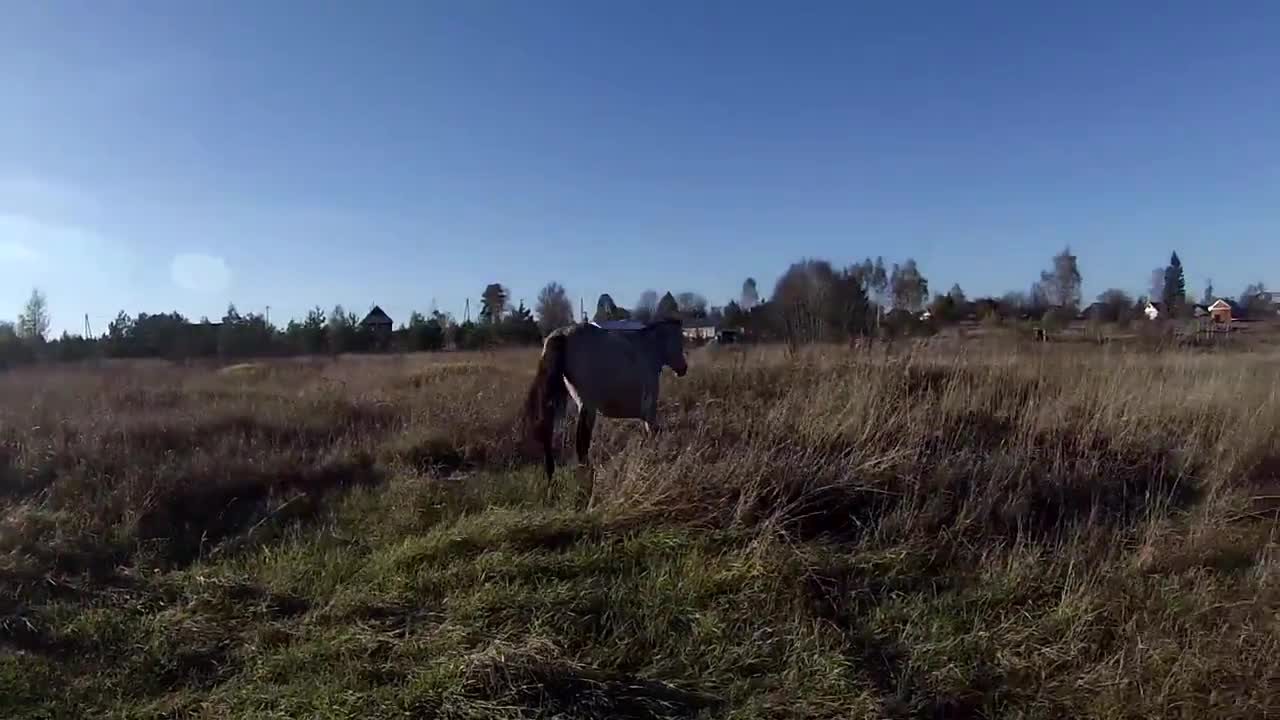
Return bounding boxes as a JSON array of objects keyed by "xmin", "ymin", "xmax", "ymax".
[
  {"xmin": 1144, "ymin": 301, "xmax": 1165, "ymax": 320},
  {"xmin": 592, "ymin": 317, "xmax": 720, "ymax": 341},
  {"xmin": 682, "ymin": 319, "xmax": 717, "ymax": 341}
]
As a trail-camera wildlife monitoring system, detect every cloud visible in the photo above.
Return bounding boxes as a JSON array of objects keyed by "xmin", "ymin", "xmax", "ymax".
[{"xmin": 171, "ymin": 253, "xmax": 232, "ymax": 294}]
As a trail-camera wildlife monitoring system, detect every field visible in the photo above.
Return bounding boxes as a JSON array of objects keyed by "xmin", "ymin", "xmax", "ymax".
[{"xmin": 2, "ymin": 342, "xmax": 1278, "ymax": 718}]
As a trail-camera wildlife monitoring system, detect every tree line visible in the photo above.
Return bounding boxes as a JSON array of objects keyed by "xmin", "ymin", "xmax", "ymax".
[
  {"xmin": 1, "ymin": 249, "xmax": 1272, "ymax": 368},
  {"xmin": 0, "ymin": 287, "xmax": 544, "ymax": 367}
]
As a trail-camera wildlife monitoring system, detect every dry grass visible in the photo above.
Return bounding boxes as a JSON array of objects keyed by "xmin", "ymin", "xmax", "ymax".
[{"xmin": 1, "ymin": 343, "xmax": 1278, "ymax": 718}]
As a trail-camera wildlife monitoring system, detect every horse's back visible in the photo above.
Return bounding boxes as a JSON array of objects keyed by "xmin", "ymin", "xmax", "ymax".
[{"xmin": 558, "ymin": 324, "xmax": 652, "ymax": 419}]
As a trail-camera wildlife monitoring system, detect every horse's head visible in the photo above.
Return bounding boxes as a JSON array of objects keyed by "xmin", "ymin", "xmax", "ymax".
[{"xmin": 648, "ymin": 318, "xmax": 688, "ymax": 377}]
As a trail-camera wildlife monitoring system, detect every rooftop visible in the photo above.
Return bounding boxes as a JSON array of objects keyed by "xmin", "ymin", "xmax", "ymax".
[
  {"xmin": 361, "ymin": 306, "xmax": 393, "ymax": 326},
  {"xmin": 591, "ymin": 320, "xmax": 650, "ymax": 332}
]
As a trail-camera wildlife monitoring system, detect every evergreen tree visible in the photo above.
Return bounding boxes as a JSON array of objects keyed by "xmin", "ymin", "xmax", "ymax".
[{"xmin": 1162, "ymin": 252, "xmax": 1186, "ymax": 317}]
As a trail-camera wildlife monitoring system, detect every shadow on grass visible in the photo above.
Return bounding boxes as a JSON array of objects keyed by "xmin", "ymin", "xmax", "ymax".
[
  {"xmin": 121, "ymin": 403, "xmax": 403, "ymax": 455},
  {"xmin": 136, "ymin": 453, "xmax": 383, "ymax": 569},
  {"xmin": 392, "ymin": 435, "xmax": 470, "ymax": 476},
  {"xmin": 1, "ymin": 572, "xmax": 310, "ymax": 665},
  {"xmin": 802, "ymin": 558, "xmax": 994, "ymax": 720},
  {"xmin": 465, "ymin": 657, "xmax": 721, "ymax": 720},
  {"xmin": 774, "ymin": 417, "xmax": 1202, "ymax": 545},
  {"xmin": 0, "ymin": 613, "xmax": 86, "ymax": 658}
]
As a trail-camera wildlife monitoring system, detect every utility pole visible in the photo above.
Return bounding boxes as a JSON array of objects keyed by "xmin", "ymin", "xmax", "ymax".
[
  {"xmin": 265, "ymin": 305, "xmax": 271, "ymax": 326},
  {"xmin": 84, "ymin": 314, "xmax": 92, "ymax": 337},
  {"xmin": 464, "ymin": 298, "xmax": 470, "ymax": 324}
]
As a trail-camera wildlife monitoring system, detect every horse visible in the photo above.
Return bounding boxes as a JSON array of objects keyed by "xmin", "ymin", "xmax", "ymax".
[{"xmin": 523, "ymin": 318, "xmax": 688, "ymax": 486}]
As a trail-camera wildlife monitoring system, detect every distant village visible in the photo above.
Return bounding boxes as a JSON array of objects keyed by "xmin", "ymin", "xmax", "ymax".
[{"xmin": 1, "ymin": 246, "xmax": 1275, "ymax": 368}]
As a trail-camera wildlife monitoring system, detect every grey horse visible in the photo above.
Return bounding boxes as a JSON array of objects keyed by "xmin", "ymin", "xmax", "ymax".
[{"xmin": 523, "ymin": 318, "xmax": 688, "ymax": 484}]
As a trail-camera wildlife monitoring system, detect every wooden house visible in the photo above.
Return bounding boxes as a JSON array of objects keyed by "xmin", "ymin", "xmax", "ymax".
[
  {"xmin": 360, "ymin": 306, "xmax": 394, "ymax": 337},
  {"xmin": 1206, "ymin": 299, "xmax": 1240, "ymax": 324}
]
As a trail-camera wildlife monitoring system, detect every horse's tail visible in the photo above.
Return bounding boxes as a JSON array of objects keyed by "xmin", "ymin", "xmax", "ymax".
[{"xmin": 523, "ymin": 332, "xmax": 569, "ymax": 482}]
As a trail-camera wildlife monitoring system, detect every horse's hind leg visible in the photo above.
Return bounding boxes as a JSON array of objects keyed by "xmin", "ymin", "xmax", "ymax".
[
  {"xmin": 576, "ymin": 407, "xmax": 597, "ymax": 466},
  {"xmin": 576, "ymin": 407, "xmax": 597, "ymax": 506},
  {"xmin": 539, "ymin": 412, "xmax": 558, "ymax": 492}
]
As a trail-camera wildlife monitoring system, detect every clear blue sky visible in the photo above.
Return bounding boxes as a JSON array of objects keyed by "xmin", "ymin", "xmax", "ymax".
[{"xmin": 2, "ymin": 1, "xmax": 1277, "ymax": 333}]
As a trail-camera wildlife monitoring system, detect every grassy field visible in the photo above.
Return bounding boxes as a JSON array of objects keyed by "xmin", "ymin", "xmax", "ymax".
[{"xmin": 2, "ymin": 342, "xmax": 1278, "ymax": 718}]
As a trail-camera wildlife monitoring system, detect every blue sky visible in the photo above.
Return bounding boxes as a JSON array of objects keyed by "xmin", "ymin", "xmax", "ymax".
[{"xmin": 2, "ymin": 2, "xmax": 1277, "ymax": 333}]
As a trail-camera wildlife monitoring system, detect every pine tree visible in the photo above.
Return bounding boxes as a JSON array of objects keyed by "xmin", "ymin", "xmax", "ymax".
[
  {"xmin": 656, "ymin": 292, "xmax": 679, "ymax": 319},
  {"xmin": 1162, "ymin": 252, "xmax": 1186, "ymax": 316}
]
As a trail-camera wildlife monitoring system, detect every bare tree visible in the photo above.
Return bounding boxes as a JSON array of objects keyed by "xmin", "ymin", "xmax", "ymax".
[
  {"xmin": 1096, "ymin": 288, "xmax": 1134, "ymax": 323},
  {"xmin": 1149, "ymin": 268, "xmax": 1166, "ymax": 302},
  {"xmin": 1240, "ymin": 282, "xmax": 1272, "ymax": 319},
  {"xmin": 1029, "ymin": 282, "xmax": 1049, "ymax": 313},
  {"xmin": 535, "ymin": 282, "xmax": 574, "ymax": 333},
  {"xmin": 1039, "ymin": 247, "xmax": 1082, "ymax": 312},
  {"xmin": 675, "ymin": 291, "xmax": 708, "ymax": 318},
  {"xmin": 772, "ymin": 259, "xmax": 870, "ymax": 346},
  {"xmin": 480, "ymin": 283, "xmax": 508, "ymax": 324},
  {"xmin": 889, "ymin": 259, "xmax": 929, "ymax": 311},
  {"xmin": 870, "ymin": 257, "xmax": 889, "ymax": 308},
  {"xmin": 633, "ymin": 289, "xmax": 660, "ymax": 322},
  {"xmin": 740, "ymin": 278, "xmax": 759, "ymax": 310},
  {"xmin": 1001, "ymin": 290, "xmax": 1029, "ymax": 317},
  {"xmin": 17, "ymin": 288, "xmax": 50, "ymax": 342}
]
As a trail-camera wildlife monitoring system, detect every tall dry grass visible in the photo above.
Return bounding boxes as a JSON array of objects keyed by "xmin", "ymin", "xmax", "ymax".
[{"xmin": 1, "ymin": 343, "xmax": 1277, "ymax": 718}]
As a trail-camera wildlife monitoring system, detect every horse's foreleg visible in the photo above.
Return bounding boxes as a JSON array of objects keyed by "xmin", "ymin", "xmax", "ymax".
[{"xmin": 642, "ymin": 382, "xmax": 662, "ymax": 436}]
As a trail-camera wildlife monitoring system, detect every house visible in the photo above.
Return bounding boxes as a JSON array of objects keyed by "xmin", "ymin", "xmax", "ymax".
[
  {"xmin": 1193, "ymin": 304, "xmax": 1209, "ymax": 318},
  {"xmin": 360, "ymin": 306, "xmax": 394, "ymax": 336},
  {"xmin": 682, "ymin": 319, "xmax": 717, "ymax": 342},
  {"xmin": 1244, "ymin": 291, "xmax": 1279, "ymax": 319},
  {"xmin": 591, "ymin": 319, "xmax": 647, "ymax": 331},
  {"xmin": 1144, "ymin": 301, "xmax": 1165, "ymax": 321},
  {"xmin": 592, "ymin": 317, "xmax": 720, "ymax": 341},
  {"xmin": 1081, "ymin": 302, "xmax": 1109, "ymax": 321},
  {"xmin": 1206, "ymin": 298, "xmax": 1241, "ymax": 324}
]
